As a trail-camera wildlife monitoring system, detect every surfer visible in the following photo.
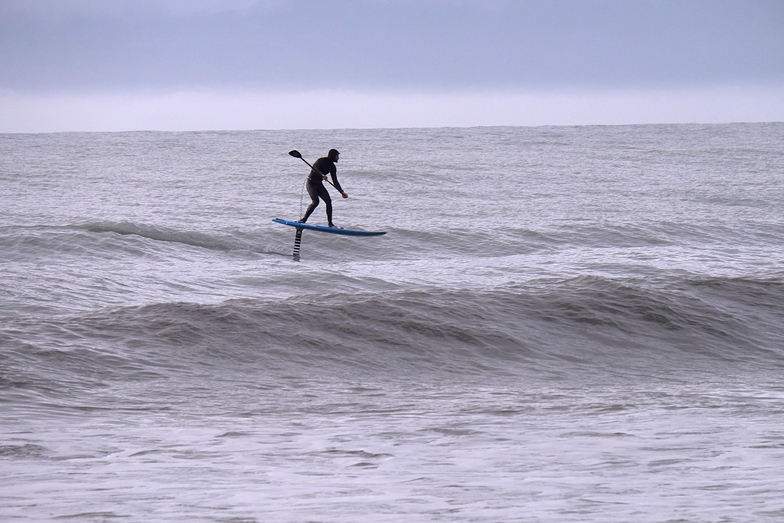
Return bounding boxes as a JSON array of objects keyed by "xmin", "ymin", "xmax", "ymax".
[{"xmin": 299, "ymin": 149, "xmax": 348, "ymax": 227}]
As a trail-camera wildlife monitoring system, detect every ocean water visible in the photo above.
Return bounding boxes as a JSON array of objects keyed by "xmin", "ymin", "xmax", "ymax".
[{"xmin": 1, "ymin": 123, "xmax": 784, "ymax": 522}]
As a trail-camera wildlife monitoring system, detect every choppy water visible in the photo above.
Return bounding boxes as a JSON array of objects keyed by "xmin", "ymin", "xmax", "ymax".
[{"xmin": 2, "ymin": 123, "xmax": 784, "ymax": 522}]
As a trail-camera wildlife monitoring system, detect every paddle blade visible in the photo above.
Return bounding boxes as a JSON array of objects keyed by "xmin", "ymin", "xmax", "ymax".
[{"xmin": 288, "ymin": 150, "xmax": 302, "ymax": 159}]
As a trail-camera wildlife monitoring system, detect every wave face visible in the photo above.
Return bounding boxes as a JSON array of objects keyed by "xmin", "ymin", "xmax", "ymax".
[{"xmin": 4, "ymin": 275, "xmax": 784, "ymax": 406}]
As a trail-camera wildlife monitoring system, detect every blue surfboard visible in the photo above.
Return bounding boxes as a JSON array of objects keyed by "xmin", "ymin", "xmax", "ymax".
[{"xmin": 273, "ymin": 218, "xmax": 386, "ymax": 236}]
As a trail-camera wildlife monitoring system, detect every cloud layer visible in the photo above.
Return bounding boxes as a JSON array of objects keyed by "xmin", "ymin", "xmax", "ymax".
[{"xmin": 1, "ymin": 0, "xmax": 782, "ymax": 131}]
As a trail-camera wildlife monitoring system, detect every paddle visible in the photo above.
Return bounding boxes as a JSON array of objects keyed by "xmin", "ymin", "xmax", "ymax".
[{"xmin": 288, "ymin": 150, "xmax": 339, "ymax": 191}]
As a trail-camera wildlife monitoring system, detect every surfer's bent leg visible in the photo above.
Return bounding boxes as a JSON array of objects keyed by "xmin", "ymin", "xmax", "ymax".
[
  {"xmin": 301, "ymin": 181, "xmax": 321, "ymax": 222},
  {"xmin": 301, "ymin": 181, "xmax": 331, "ymax": 224}
]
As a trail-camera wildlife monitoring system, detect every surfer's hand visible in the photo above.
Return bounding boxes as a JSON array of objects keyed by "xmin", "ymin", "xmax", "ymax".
[
  {"xmin": 342, "ymin": 192, "xmax": 348, "ymax": 198},
  {"xmin": 322, "ymin": 175, "xmax": 328, "ymax": 181}
]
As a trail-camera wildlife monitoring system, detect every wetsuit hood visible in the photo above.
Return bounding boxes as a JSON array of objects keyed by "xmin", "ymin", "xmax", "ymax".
[{"xmin": 327, "ymin": 149, "xmax": 340, "ymax": 162}]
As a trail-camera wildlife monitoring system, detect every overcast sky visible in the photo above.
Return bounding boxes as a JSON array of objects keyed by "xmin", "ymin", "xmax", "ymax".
[{"xmin": 1, "ymin": 0, "xmax": 783, "ymax": 132}]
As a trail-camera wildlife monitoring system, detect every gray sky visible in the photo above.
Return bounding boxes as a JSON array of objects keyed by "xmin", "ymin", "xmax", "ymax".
[{"xmin": 1, "ymin": 0, "xmax": 783, "ymax": 131}]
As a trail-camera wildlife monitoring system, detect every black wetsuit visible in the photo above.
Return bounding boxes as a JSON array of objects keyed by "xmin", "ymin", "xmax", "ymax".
[{"xmin": 300, "ymin": 156, "xmax": 344, "ymax": 225}]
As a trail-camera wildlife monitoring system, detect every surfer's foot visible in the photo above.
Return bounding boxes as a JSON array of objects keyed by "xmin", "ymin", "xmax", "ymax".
[
  {"xmin": 297, "ymin": 218, "xmax": 306, "ymax": 223},
  {"xmin": 328, "ymin": 223, "xmax": 336, "ymax": 228}
]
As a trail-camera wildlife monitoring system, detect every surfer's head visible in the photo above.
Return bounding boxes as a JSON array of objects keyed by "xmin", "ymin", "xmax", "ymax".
[{"xmin": 328, "ymin": 149, "xmax": 340, "ymax": 162}]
